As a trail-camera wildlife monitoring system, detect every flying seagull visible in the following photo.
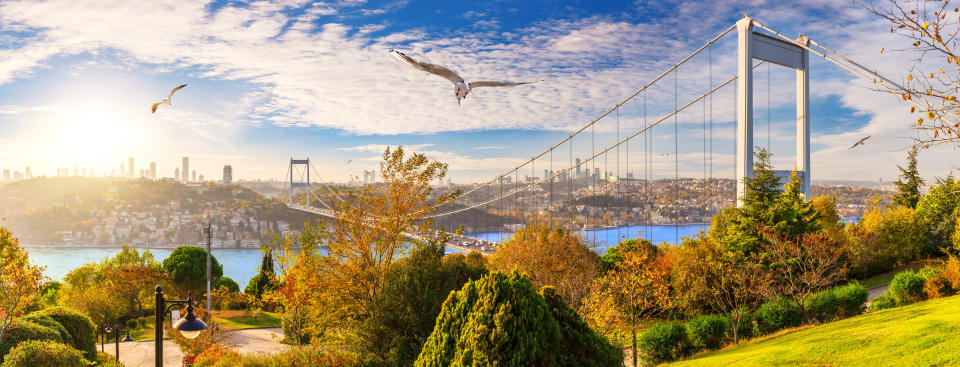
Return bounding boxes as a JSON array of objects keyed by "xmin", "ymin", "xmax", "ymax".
[
  {"xmin": 389, "ymin": 50, "xmax": 539, "ymax": 105},
  {"xmin": 151, "ymin": 84, "xmax": 188, "ymax": 113},
  {"xmin": 849, "ymin": 135, "xmax": 871, "ymax": 149}
]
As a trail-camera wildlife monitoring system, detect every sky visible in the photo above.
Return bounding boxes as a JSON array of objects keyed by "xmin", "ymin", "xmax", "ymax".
[{"xmin": 0, "ymin": 0, "xmax": 956, "ymax": 184}]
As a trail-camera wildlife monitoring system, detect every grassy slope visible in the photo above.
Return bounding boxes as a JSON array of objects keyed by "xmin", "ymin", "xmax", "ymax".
[{"xmin": 666, "ymin": 295, "xmax": 960, "ymax": 367}]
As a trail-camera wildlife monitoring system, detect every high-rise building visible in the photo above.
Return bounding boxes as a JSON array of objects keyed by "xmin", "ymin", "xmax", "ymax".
[
  {"xmin": 222, "ymin": 165, "xmax": 232, "ymax": 184},
  {"xmin": 2, "ymin": 169, "xmax": 9, "ymax": 181},
  {"xmin": 575, "ymin": 158, "xmax": 581, "ymax": 177},
  {"xmin": 119, "ymin": 164, "xmax": 124, "ymax": 178},
  {"xmin": 175, "ymin": 167, "xmax": 180, "ymax": 181},
  {"xmin": 182, "ymin": 157, "xmax": 189, "ymax": 183},
  {"xmin": 25, "ymin": 166, "xmax": 30, "ymax": 179},
  {"xmin": 192, "ymin": 170, "xmax": 196, "ymax": 183},
  {"xmin": 149, "ymin": 162, "xmax": 156, "ymax": 179},
  {"xmin": 128, "ymin": 157, "xmax": 134, "ymax": 178}
]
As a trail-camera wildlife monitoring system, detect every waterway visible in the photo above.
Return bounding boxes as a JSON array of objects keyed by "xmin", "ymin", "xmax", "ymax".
[{"xmin": 24, "ymin": 224, "xmax": 708, "ymax": 285}]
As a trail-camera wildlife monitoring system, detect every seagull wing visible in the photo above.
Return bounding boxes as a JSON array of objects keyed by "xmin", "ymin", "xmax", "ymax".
[
  {"xmin": 390, "ymin": 50, "xmax": 464, "ymax": 85},
  {"xmin": 468, "ymin": 80, "xmax": 540, "ymax": 89},
  {"xmin": 167, "ymin": 84, "xmax": 188, "ymax": 100},
  {"xmin": 151, "ymin": 102, "xmax": 162, "ymax": 113}
]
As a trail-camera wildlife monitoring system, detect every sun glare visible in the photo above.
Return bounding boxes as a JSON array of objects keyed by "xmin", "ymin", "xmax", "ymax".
[{"xmin": 50, "ymin": 103, "xmax": 143, "ymax": 167}]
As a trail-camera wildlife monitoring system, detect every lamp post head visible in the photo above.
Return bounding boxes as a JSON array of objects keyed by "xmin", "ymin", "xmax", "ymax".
[{"xmin": 173, "ymin": 292, "xmax": 207, "ymax": 339}]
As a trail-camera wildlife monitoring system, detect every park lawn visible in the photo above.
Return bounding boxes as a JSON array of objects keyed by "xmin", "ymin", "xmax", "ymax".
[
  {"xmin": 665, "ymin": 294, "xmax": 960, "ymax": 367},
  {"xmin": 211, "ymin": 310, "xmax": 282, "ymax": 330}
]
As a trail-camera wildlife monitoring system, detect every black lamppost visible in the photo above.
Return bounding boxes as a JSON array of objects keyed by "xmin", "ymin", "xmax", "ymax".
[
  {"xmin": 104, "ymin": 323, "xmax": 134, "ymax": 361},
  {"xmin": 154, "ymin": 286, "xmax": 207, "ymax": 367}
]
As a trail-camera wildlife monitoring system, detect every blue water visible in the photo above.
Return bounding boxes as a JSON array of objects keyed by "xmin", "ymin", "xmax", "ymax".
[{"xmin": 470, "ymin": 224, "xmax": 709, "ymax": 254}]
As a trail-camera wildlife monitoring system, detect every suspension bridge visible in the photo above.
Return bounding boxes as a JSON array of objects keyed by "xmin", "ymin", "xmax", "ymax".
[{"xmin": 281, "ymin": 15, "xmax": 945, "ymax": 254}]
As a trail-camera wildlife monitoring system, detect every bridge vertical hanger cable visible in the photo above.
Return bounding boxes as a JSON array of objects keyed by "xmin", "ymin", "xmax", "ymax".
[
  {"xmin": 767, "ymin": 62, "xmax": 771, "ymax": 152},
  {"xmin": 674, "ymin": 65, "xmax": 680, "ymax": 245},
  {"xmin": 616, "ymin": 105, "xmax": 622, "ymax": 242},
  {"xmin": 709, "ymin": 41, "xmax": 713, "ymax": 180},
  {"xmin": 549, "ymin": 148, "xmax": 554, "ymax": 226},
  {"xmin": 644, "ymin": 89, "xmax": 650, "ymax": 243},
  {"xmin": 569, "ymin": 140, "xmax": 573, "ymax": 232},
  {"xmin": 592, "ymin": 120, "xmax": 597, "ymax": 245}
]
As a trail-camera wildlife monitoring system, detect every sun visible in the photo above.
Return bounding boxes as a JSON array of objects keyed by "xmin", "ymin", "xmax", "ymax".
[{"xmin": 51, "ymin": 102, "xmax": 144, "ymax": 168}]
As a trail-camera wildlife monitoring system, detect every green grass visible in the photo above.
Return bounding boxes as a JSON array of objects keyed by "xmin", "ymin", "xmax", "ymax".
[
  {"xmin": 665, "ymin": 295, "xmax": 960, "ymax": 366},
  {"xmin": 212, "ymin": 312, "xmax": 282, "ymax": 330}
]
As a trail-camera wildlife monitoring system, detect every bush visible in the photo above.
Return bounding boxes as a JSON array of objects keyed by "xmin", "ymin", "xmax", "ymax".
[
  {"xmin": 0, "ymin": 319, "xmax": 62, "ymax": 357},
  {"xmin": 804, "ymin": 288, "xmax": 839, "ymax": 323},
  {"xmin": 869, "ymin": 293, "xmax": 897, "ymax": 311},
  {"xmin": 18, "ymin": 314, "xmax": 73, "ymax": 349},
  {"xmin": 96, "ymin": 351, "xmax": 124, "ymax": 367},
  {"xmin": 193, "ymin": 345, "xmax": 241, "ymax": 367},
  {"xmin": 541, "ymin": 286, "xmax": 624, "ymax": 367},
  {"xmin": 415, "ymin": 271, "xmax": 620, "ymax": 367},
  {"xmin": 0, "ymin": 340, "xmax": 91, "ymax": 367},
  {"xmin": 639, "ymin": 321, "xmax": 690, "ymax": 363},
  {"xmin": 214, "ymin": 277, "xmax": 240, "ymax": 293},
  {"xmin": 756, "ymin": 298, "xmax": 803, "ymax": 334},
  {"xmin": 29, "ymin": 307, "xmax": 97, "ymax": 361},
  {"xmin": 834, "ymin": 282, "xmax": 868, "ymax": 318},
  {"xmin": 924, "ymin": 274, "xmax": 955, "ymax": 299},
  {"xmin": 685, "ymin": 314, "xmax": 728, "ymax": 350},
  {"xmin": 194, "ymin": 345, "xmax": 356, "ymax": 367},
  {"xmin": 889, "ymin": 270, "xmax": 927, "ymax": 305}
]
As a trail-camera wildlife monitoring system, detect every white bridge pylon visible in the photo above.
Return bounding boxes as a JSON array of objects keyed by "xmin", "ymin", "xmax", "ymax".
[{"xmin": 736, "ymin": 16, "xmax": 811, "ymax": 205}]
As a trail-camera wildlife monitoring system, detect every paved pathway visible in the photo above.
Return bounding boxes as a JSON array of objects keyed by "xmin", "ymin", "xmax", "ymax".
[
  {"xmin": 104, "ymin": 327, "xmax": 288, "ymax": 367},
  {"xmin": 867, "ymin": 284, "xmax": 889, "ymax": 302}
]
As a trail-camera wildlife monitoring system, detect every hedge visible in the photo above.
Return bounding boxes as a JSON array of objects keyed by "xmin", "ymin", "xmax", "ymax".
[
  {"xmin": 18, "ymin": 314, "xmax": 73, "ymax": 349},
  {"xmin": 29, "ymin": 307, "xmax": 97, "ymax": 361},
  {"xmin": 639, "ymin": 321, "xmax": 690, "ymax": 363},
  {"xmin": 834, "ymin": 282, "xmax": 868, "ymax": 318},
  {"xmin": 0, "ymin": 319, "xmax": 62, "ymax": 358},
  {"xmin": 685, "ymin": 314, "xmax": 728, "ymax": 350},
  {"xmin": 889, "ymin": 270, "xmax": 927, "ymax": 305},
  {"xmin": 756, "ymin": 298, "xmax": 803, "ymax": 334},
  {"xmin": 0, "ymin": 340, "xmax": 91, "ymax": 367}
]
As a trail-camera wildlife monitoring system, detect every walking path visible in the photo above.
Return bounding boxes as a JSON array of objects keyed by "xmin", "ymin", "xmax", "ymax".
[
  {"xmin": 103, "ymin": 327, "xmax": 289, "ymax": 367},
  {"xmin": 867, "ymin": 284, "xmax": 889, "ymax": 302}
]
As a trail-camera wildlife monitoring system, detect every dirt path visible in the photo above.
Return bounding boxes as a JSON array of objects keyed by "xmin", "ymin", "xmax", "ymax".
[
  {"xmin": 867, "ymin": 284, "xmax": 889, "ymax": 301},
  {"xmin": 104, "ymin": 327, "xmax": 288, "ymax": 367}
]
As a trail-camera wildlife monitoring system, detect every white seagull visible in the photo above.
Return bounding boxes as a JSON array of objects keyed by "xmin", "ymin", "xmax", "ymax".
[
  {"xmin": 389, "ymin": 50, "xmax": 539, "ymax": 105},
  {"xmin": 151, "ymin": 84, "xmax": 188, "ymax": 113},
  {"xmin": 849, "ymin": 135, "xmax": 871, "ymax": 150}
]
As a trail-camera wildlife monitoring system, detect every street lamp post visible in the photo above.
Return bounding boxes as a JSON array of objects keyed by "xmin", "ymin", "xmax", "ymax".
[
  {"xmin": 204, "ymin": 222, "xmax": 212, "ymax": 310},
  {"xmin": 154, "ymin": 286, "xmax": 208, "ymax": 367}
]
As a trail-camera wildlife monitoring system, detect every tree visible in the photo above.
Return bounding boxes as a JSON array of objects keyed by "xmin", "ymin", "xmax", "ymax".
[
  {"xmin": 99, "ymin": 246, "xmax": 165, "ymax": 317},
  {"xmin": 915, "ymin": 176, "xmax": 960, "ymax": 253},
  {"xmin": 759, "ymin": 228, "xmax": 847, "ymax": 312},
  {"xmin": 263, "ymin": 146, "xmax": 457, "ymax": 347},
  {"xmin": 865, "ymin": 0, "xmax": 960, "ymax": 148},
  {"xmin": 893, "ymin": 145, "xmax": 925, "ymax": 208},
  {"xmin": 670, "ymin": 235, "xmax": 769, "ymax": 343},
  {"xmin": 581, "ymin": 242, "xmax": 670, "ymax": 367},
  {"xmin": 600, "ymin": 238, "xmax": 656, "ymax": 272},
  {"xmin": 213, "ymin": 277, "xmax": 239, "ymax": 293},
  {"xmin": 490, "ymin": 223, "xmax": 601, "ymax": 309},
  {"xmin": 360, "ymin": 243, "xmax": 487, "ymax": 366},
  {"xmin": 161, "ymin": 246, "xmax": 223, "ymax": 296},
  {"xmin": 415, "ymin": 271, "xmax": 621, "ymax": 367},
  {"xmin": 255, "ymin": 252, "xmax": 275, "ymax": 297},
  {"xmin": 0, "ymin": 227, "xmax": 46, "ymax": 343}
]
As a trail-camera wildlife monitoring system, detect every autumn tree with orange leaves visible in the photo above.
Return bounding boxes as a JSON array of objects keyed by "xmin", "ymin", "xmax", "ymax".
[
  {"xmin": 0, "ymin": 227, "xmax": 46, "ymax": 343},
  {"xmin": 581, "ymin": 242, "xmax": 671, "ymax": 367},
  {"xmin": 866, "ymin": 0, "xmax": 960, "ymax": 147}
]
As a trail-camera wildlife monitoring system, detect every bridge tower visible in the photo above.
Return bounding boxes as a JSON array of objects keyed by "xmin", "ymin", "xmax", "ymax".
[
  {"xmin": 736, "ymin": 16, "xmax": 811, "ymax": 206},
  {"xmin": 289, "ymin": 158, "xmax": 310, "ymax": 207}
]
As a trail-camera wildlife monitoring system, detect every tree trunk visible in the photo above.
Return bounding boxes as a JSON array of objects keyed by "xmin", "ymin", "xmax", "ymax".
[
  {"xmin": 731, "ymin": 314, "xmax": 740, "ymax": 343},
  {"xmin": 632, "ymin": 318, "xmax": 638, "ymax": 367},
  {"xmin": 0, "ymin": 312, "xmax": 11, "ymax": 343}
]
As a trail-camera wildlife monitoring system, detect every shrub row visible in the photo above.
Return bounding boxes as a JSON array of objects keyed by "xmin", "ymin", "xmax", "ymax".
[
  {"xmin": 0, "ymin": 307, "xmax": 96, "ymax": 364},
  {"xmin": 805, "ymin": 282, "xmax": 868, "ymax": 323},
  {"xmin": 872, "ymin": 262, "xmax": 960, "ymax": 311},
  {"xmin": 640, "ymin": 281, "xmax": 868, "ymax": 363}
]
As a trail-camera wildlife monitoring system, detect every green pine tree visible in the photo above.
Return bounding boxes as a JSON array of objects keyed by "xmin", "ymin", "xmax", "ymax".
[{"xmin": 892, "ymin": 145, "xmax": 924, "ymax": 208}]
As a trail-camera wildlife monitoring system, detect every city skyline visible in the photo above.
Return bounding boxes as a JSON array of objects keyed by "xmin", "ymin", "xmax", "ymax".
[{"xmin": 0, "ymin": 1, "xmax": 957, "ymax": 184}]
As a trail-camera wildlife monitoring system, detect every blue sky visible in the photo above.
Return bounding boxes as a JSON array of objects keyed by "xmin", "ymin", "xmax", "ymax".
[{"xmin": 0, "ymin": 0, "xmax": 955, "ymax": 183}]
